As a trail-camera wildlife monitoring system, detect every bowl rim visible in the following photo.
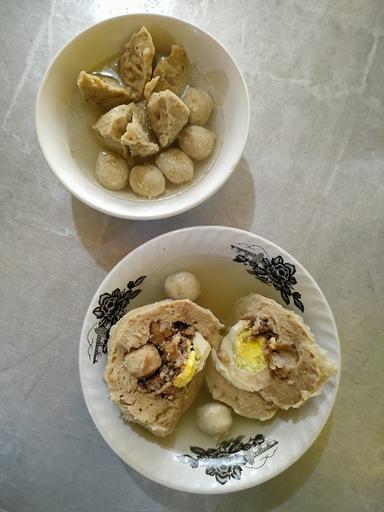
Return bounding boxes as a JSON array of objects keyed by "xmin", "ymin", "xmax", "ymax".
[
  {"xmin": 35, "ymin": 13, "xmax": 251, "ymax": 220},
  {"xmin": 79, "ymin": 225, "xmax": 341, "ymax": 494}
]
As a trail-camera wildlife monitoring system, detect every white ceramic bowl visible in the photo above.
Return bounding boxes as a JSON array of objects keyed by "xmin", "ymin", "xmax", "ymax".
[
  {"xmin": 36, "ymin": 14, "xmax": 250, "ymax": 220},
  {"xmin": 79, "ymin": 226, "xmax": 340, "ymax": 494}
]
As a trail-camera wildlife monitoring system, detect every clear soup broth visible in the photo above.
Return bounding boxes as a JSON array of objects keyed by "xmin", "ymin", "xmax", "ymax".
[{"xmin": 67, "ymin": 53, "xmax": 224, "ymax": 201}]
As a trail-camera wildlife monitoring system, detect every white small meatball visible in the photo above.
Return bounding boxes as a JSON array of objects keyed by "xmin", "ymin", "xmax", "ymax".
[
  {"xmin": 196, "ymin": 402, "xmax": 233, "ymax": 436},
  {"xmin": 124, "ymin": 345, "xmax": 162, "ymax": 379},
  {"xmin": 129, "ymin": 164, "xmax": 166, "ymax": 198},
  {"xmin": 155, "ymin": 148, "xmax": 194, "ymax": 184},
  {"xmin": 95, "ymin": 151, "xmax": 129, "ymax": 190},
  {"xmin": 178, "ymin": 125, "xmax": 216, "ymax": 161},
  {"xmin": 183, "ymin": 87, "xmax": 213, "ymax": 125},
  {"xmin": 164, "ymin": 271, "xmax": 201, "ymax": 301}
]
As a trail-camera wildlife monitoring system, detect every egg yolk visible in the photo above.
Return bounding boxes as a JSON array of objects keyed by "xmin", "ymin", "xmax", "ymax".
[
  {"xmin": 174, "ymin": 350, "xmax": 199, "ymax": 388},
  {"xmin": 234, "ymin": 330, "xmax": 267, "ymax": 372}
]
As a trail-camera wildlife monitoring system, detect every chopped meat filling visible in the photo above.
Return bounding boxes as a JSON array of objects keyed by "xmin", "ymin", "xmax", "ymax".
[
  {"xmin": 244, "ymin": 316, "xmax": 299, "ymax": 380},
  {"xmin": 138, "ymin": 320, "xmax": 196, "ymax": 398},
  {"xmin": 248, "ymin": 317, "xmax": 300, "ymax": 380},
  {"xmin": 267, "ymin": 341, "xmax": 299, "ymax": 379},
  {"xmin": 248, "ymin": 316, "xmax": 277, "ymax": 340}
]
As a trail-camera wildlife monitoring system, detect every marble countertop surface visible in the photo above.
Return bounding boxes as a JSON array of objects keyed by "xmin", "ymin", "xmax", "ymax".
[{"xmin": 1, "ymin": 0, "xmax": 383, "ymax": 511}]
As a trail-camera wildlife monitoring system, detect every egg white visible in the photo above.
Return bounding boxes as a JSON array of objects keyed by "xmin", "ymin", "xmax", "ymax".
[
  {"xmin": 174, "ymin": 331, "xmax": 211, "ymax": 388},
  {"xmin": 213, "ymin": 320, "xmax": 271, "ymax": 392}
]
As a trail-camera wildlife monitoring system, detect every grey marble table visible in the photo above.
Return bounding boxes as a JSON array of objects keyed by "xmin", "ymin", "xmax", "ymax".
[{"xmin": 1, "ymin": 1, "xmax": 383, "ymax": 511}]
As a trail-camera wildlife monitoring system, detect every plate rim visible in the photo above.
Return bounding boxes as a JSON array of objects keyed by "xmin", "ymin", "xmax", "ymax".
[{"xmin": 79, "ymin": 225, "xmax": 341, "ymax": 494}]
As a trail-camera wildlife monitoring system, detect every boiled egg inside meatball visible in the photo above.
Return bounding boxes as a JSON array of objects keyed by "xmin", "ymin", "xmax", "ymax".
[
  {"xmin": 212, "ymin": 320, "xmax": 271, "ymax": 392},
  {"xmin": 174, "ymin": 332, "xmax": 211, "ymax": 388}
]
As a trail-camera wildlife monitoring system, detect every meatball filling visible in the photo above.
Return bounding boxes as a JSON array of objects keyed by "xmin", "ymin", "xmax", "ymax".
[
  {"xmin": 218, "ymin": 315, "xmax": 299, "ymax": 382},
  {"xmin": 246, "ymin": 316, "xmax": 299, "ymax": 379},
  {"xmin": 136, "ymin": 321, "xmax": 197, "ymax": 399}
]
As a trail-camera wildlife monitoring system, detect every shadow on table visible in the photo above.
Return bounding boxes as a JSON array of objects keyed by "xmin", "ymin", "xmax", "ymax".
[
  {"xmin": 71, "ymin": 158, "xmax": 255, "ymax": 271},
  {"xmin": 127, "ymin": 412, "xmax": 335, "ymax": 512}
]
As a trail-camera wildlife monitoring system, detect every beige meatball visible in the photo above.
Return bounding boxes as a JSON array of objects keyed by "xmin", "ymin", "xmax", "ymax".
[
  {"xmin": 196, "ymin": 402, "xmax": 233, "ymax": 436},
  {"xmin": 178, "ymin": 125, "xmax": 216, "ymax": 161},
  {"xmin": 124, "ymin": 345, "xmax": 162, "ymax": 379},
  {"xmin": 155, "ymin": 148, "xmax": 194, "ymax": 184},
  {"xmin": 164, "ymin": 271, "xmax": 201, "ymax": 301},
  {"xmin": 95, "ymin": 151, "xmax": 129, "ymax": 191},
  {"xmin": 183, "ymin": 87, "xmax": 213, "ymax": 125},
  {"xmin": 129, "ymin": 164, "xmax": 166, "ymax": 198}
]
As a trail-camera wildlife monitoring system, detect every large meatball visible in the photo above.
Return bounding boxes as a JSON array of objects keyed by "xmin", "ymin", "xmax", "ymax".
[
  {"xmin": 178, "ymin": 125, "xmax": 216, "ymax": 161},
  {"xmin": 155, "ymin": 148, "xmax": 194, "ymax": 184}
]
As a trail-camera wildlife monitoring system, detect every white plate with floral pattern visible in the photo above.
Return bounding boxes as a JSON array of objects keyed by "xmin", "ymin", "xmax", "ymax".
[{"xmin": 79, "ymin": 226, "xmax": 340, "ymax": 494}]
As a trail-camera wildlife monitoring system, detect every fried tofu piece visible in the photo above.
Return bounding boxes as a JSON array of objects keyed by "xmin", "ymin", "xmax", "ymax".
[
  {"xmin": 93, "ymin": 104, "xmax": 133, "ymax": 141},
  {"xmin": 121, "ymin": 104, "xmax": 159, "ymax": 158},
  {"xmin": 144, "ymin": 76, "xmax": 160, "ymax": 101},
  {"xmin": 147, "ymin": 90, "xmax": 190, "ymax": 147},
  {"xmin": 121, "ymin": 127, "xmax": 159, "ymax": 158},
  {"xmin": 107, "ymin": 102, "xmax": 158, "ymax": 158},
  {"xmin": 153, "ymin": 45, "xmax": 189, "ymax": 96},
  {"xmin": 119, "ymin": 26, "xmax": 155, "ymax": 101},
  {"xmin": 77, "ymin": 71, "xmax": 132, "ymax": 110},
  {"xmin": 93, "ymin": 102, "xmax": 158, "ymax": 159},
  {"xmin": 93, "ymin": 104, "xmax": 134, "ymax": 157}
]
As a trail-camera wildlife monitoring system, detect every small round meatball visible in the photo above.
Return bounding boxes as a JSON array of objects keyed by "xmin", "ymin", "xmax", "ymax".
[
  {"xmin": 95, "ymin": 151, "xmax": 129, "ymax": 190},
  {"xmin": 124, "ymin": 345, "xmax": 162, "ymax": 379},
  {"xmin": 129, "ymin": 164, "xmax": 166, "ymax": 198},
  {"xmin": 178, "ymin": 126, "xmax": 216, "ymax": 161},
  {"xmin": 155, "ymin": 148, "xmax": 194, "ymax": 184},
  {"xmin": 164, "ymin": 271, "xmax": 201, "ymax": 301},
  {"xmin": 183, "ymin": 87, "xmax": 213, "ymax": 125},
  {"xmin": 196, "ymin": 402, "xmax": 233, "ymax": 436}
]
